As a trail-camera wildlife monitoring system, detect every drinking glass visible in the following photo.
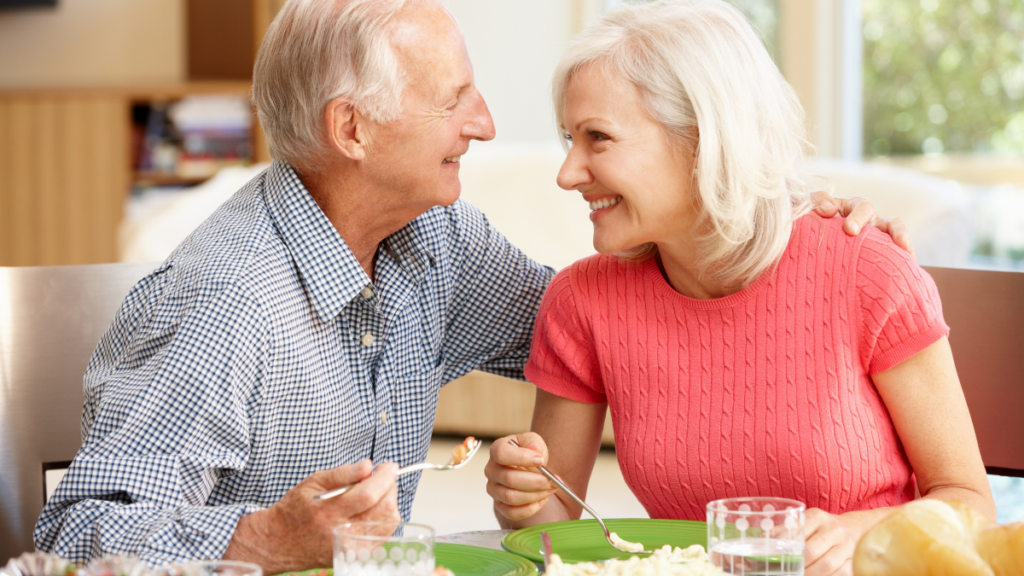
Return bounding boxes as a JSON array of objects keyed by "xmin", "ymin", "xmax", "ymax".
[
  {"xmin": 707, "ymin": 497, "xmax": 806, "ymax": 576},
  {"xmin": 334, "ymin": 521, "xmax": 435, "ymax": 576},
  {"xmin": 181, "ymin": 561, "xmax": 263, "ymax": 576}
]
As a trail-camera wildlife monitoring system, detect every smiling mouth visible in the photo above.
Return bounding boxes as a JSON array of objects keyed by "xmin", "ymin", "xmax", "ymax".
[
  {"xmin": 588, "ymin": 196, "xmax": 622, "ymax": 211},
  {"xmin": 442, "ymin": 155, "xmax": 461, "ymax": 164}
]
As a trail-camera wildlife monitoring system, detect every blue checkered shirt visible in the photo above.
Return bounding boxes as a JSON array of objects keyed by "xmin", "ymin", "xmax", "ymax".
[{"xmin": 34, "ymin": 161, "xmax": 554, "ymax": 564}]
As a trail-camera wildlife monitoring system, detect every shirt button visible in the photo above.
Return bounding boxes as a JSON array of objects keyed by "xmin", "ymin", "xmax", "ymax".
[
  {"xmin": 361, "ymin": 333, "xmax": 376, "ymax": 347},
  {"xmin": 380, "ymin": 411, "xmax": 388, "ymax": 425},
  {"xmin": 360, "ymin": 286, "xmax": 374, "ymax": 300}
]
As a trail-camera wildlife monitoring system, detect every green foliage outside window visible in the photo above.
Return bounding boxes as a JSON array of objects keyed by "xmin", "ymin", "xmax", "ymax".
[{"xmin": 863, "ymin": 0, "xmax": 1024, "ymax": 156}]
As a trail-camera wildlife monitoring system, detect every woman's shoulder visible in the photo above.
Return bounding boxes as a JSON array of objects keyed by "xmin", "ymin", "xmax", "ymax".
[
  {"xmin": 555, "ymin": 252, "xmax": 645, "ymax": 294},
  {"xmin": 788, "ymin": 211, "xmax": 913, "ymax": 271},
  {"xmin": 544, "ymin": 253, "xmax": 646, "ymax": 314}
]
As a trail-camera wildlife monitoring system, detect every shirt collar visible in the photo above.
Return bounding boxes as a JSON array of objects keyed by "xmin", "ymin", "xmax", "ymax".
[
  {"xmin": 262, "ymin": 161, "xmax": 434, "ymax": 323},
  {"xmin": 384, "ymin": 214, "xmax": 433, "ymax": 287}
]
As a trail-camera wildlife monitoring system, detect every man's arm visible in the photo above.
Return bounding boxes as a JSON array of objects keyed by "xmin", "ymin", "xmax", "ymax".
[
  {"xmin": 439, "ymin": 200, "xmax": 556, "ymax": 381},
  {"xmin": 34, "ymin": 278, "xmax": 274, "ymax": 563},
  {"xmin": 36, "ymin": 273, "xmax": 399, "ymax": 569}
]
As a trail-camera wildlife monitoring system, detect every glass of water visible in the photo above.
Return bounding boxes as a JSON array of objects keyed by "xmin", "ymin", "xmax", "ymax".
[
  {"xmin": 334, "ymin": 521, "xmax": 435, "ymax": 576},
  {"xmin": 707, "ymin": 497, "xmax": 806, "ymax": 576}
]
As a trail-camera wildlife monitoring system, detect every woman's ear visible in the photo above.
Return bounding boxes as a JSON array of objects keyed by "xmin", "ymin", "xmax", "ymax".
[{"xmin": 325, "ymin": 98, "xmax": 367, "ymax": 161}]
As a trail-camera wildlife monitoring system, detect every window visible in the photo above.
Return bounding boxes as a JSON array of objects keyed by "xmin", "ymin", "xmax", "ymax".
[{"xmin": 863, "ymin": 0, "xmax": 1024, "ymax": 156}]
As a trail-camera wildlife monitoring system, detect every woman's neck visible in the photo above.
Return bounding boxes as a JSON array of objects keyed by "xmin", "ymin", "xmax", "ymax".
[{"xmin": 655, "ymin": 239, "xmax": 743, "ymax": 300}]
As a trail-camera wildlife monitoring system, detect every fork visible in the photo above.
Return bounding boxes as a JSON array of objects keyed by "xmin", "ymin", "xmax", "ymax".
[
  {"xmin": 508, "ymin": 438, "xmax": 652, "ymax": 555},
  {"xmin": 313, "ymin": 438, "xmax": 482, "ymax": 502}
]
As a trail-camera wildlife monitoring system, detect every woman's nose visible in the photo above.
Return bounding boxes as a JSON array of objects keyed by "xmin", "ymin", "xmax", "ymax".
[{"xmin": 556, "ymin": 146, "xmax": 592, "ymax": 191}]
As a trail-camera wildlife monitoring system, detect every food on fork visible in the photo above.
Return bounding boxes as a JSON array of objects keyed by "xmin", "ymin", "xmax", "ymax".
[
  {"xmin": 545, "ymin": 544, "xmax": 720, "ymax": 576},
  {"xmin": 853, "ymin": 499, "xmax": 1024, "ymax": 576},
  {"xmin": 608, "ymin": 532, "xmax": 645, "ymax": 553},
  {"xmin": 451, "ymin": 436, "xmax": 478, "ymax": 465}
]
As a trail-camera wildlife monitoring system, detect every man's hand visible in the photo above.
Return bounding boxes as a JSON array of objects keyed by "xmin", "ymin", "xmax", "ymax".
[
  {"xmin": 810, "ymin": 191, "xmax": 915, "ymax": 260},
  {"xmin": 224, "ymin": 460, "xmax": 400, "ymax": 573}
]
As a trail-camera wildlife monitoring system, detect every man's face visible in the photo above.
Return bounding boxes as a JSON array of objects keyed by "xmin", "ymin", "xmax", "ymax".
[{"xmin": 362, "ymin": 4, "xmax": 495, "ymax": 215}]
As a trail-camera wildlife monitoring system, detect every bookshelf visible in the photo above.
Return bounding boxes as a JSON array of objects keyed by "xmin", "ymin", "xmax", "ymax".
[{"xmin": 0, "ymin": 82, "xmax": 269, "ymax": 267}]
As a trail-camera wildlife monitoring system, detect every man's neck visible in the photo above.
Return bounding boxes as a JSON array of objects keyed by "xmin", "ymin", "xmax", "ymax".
[{"xmin": 296, "ymin": 164, "xmax": 419, "ymax": 282}]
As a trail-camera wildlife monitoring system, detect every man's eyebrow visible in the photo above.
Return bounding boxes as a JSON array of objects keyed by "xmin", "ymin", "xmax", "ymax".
[{"xmin": 444, "ymin": 82, "xmax": 472, "ymax": 103}]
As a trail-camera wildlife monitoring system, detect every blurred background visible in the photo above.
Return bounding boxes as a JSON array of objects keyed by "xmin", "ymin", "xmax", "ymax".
[
  {"xmin": 0, "ymin": 0, "xmax": 1021, "ymax": 531},
  {"xmin": 2, "ymin": 0, "xmax": 1023, "ymax": 269}
]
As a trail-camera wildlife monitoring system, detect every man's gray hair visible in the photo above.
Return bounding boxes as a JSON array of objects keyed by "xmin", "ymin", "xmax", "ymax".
[
  {"xmin": 252, "ymin": 0, "xmax": 427, "ymax": 169},
  {"xmin": 553, "ymin": 0, "xmax": 813, "ymax": 288}
]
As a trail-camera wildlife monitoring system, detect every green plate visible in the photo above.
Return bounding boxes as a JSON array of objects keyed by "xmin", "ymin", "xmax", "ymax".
[
  {"xmin": 501, "ymin": 519, "xmax": 706, "ymax": 564},
  {"xmin": 275, "ymin": 542, "xmax": 537, "ymax": 576},
  {"xmin": 433, "ymin": 543, "xmax": 538, "ymax": 576}
]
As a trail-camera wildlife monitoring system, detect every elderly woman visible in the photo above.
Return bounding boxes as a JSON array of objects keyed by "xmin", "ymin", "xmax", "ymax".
[{"xmin": 484, "ymin": 1, "xmax": 995, "ymax": 575}]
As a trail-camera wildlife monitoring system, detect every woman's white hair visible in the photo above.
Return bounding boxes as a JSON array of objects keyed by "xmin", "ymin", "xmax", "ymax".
[
  {"xmin": 553, "ymin": 0, "xmax": 813, "ymax": 288},
  {"xmin": 252, "ymin": 0, "xmax": 433, "ymax": 170}
]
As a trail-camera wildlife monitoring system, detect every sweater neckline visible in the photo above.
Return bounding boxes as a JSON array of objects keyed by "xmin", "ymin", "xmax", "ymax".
[{"xmin": 643, "ymin": 256, "xmax": 775, "ymax": 310}]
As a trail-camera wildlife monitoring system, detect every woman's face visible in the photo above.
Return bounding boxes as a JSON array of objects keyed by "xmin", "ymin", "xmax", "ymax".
[{"xmin": 557, "ymin": 64, "xmax": 698, "ymax": 255}]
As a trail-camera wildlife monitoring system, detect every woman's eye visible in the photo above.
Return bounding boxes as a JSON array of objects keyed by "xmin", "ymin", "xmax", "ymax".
[
  {"xmin": 563, "ymin": 132, "xmax": 573, "ymax": 142},
  {"xmin": 588, "ymin": 131, "xmax": 609, "ymax": 141}
]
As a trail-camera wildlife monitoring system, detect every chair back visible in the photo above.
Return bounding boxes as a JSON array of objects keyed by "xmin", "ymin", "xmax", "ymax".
[
  {"xmin": 925, "ymin": 266, "xmax": 1024, "ymax": 477},
  {"xmin": 0, "ymin": 263, "xmax": 155, "ymax": 560}
]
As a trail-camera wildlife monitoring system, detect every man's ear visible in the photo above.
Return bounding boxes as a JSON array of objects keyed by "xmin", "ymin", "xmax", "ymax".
[{"xmin": 325, "ymin": 98, "xmax": 367, "ymax": 161}]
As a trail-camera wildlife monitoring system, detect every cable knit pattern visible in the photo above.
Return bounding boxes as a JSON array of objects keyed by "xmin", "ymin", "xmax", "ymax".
[{"xmin": 525, "ymin": 213, "xmax": 948, "ymax": 520}]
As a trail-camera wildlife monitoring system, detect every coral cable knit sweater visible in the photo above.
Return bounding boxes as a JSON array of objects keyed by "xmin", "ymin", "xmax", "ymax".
[{"xmin": 524, "ymin": 213, "xmax": 948, "ymax": 520}]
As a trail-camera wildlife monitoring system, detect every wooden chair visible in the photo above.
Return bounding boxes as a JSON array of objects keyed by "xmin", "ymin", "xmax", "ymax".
[
  {"xmin": 0, "ymin": 263, "xmax": 155, "ymax": 560},
  {"xmin": 924, "ymin": 266, "xmax": 1024, "ymax": 477}
]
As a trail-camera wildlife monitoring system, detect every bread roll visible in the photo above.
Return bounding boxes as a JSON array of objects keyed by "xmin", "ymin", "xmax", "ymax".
[
  {"xmin": 977, "ymin": 522, "xmax": 1024, "ymax": 576},
  {"xmin": 853, "ymin": 499, "xmax": 994, "ymax": 576}
]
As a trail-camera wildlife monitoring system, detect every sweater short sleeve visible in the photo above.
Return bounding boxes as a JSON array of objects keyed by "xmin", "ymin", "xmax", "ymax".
[
  {"xmin": 524, "ymin": 266, "xmax": 607, "ymax": 404},
  {"xmin": 856, "ymin": 229, "xmax": 949, "ymax": 375}
]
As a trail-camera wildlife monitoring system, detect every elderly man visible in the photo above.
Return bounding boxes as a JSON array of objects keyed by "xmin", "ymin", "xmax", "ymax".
[{"xmin": 34, "ymin": 0, "xmax": 906, "ymax": 570}]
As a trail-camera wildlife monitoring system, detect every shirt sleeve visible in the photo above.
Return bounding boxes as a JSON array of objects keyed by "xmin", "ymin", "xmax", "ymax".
[
  {"xmin": 524, "ymin": 266, "xmax": 606, "ymax": 404},
  {"xmin": 856, "ymin": 228, "xmax": 949, "ymax": 375},
  {"xmin": 33, "ymin": 265, "xmax": 269, "ymax": 564},
  {"xmin": 439, "ymin": 200, "xmax": 556, "ymax": 382}
]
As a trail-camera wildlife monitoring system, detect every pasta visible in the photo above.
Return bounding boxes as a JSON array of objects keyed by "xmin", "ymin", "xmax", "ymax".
[{"xmin": 545, "ymin": 545, "xmax": 722, "ymax": 576}]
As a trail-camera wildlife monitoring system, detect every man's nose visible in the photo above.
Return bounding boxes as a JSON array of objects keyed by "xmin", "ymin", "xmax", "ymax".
[
  {"xmin": 463, "ymin": 90, "xmax": 496, "ymax": 141},
  {"xmin": 556, "ymin": 145, "xmax": 592, "ymax": 191}
]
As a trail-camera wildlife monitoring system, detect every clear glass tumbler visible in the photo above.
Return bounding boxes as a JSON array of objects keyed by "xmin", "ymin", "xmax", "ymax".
[
  {"xmin": 333, "ymin": 521, "xmax": 435, "ymax": 576},
  {"xmin": 706, "ymin": 497, "xmax": 806, "ymax": 576}
]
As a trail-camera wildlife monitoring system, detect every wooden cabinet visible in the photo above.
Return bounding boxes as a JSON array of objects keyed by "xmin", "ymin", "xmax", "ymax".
[{"xmin": 0, "ymin": 82, "xmax": 269, "ymax": 267}]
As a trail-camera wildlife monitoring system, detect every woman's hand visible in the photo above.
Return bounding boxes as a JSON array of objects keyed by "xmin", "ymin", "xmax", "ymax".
[
  {"xmin": 485, "ymin": 432, "xmax": 559, "ymax": 523},
  {"xmin": 810, "ymin": 191, "xmax": 915, "ymax": 259},
  {"xmin": 804, "ymin": 508, "xmax": 859, "ymax": 576}
]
